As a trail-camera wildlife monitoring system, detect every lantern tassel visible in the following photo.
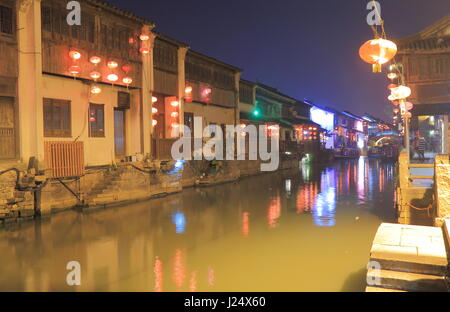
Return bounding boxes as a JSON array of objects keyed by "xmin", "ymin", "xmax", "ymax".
[{"xmin": 372, "ymin": 64, "xmax": 382, "ymax": 73}]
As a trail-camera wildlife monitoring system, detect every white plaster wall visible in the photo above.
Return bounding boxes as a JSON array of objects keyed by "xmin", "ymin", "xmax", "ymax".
[{"xmin": 41, "ymin": 75, "xmax": 142, "ymax": 167}]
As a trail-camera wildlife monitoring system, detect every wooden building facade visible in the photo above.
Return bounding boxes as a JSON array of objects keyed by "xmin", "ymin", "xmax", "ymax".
[
  {"xmin": 183, "ymin": 50, "xmax": 241, "ymax": 133},
  {"xmin": 0, "ymin": 0, "xmax": 17, "ymax": 160},
  {"xmin": 397, "ymin": 14, "xmax": 450, "ymax": 155},
  {"xmin": 0, "ymin": 0, "xmax": 248, "ymax": 172}
]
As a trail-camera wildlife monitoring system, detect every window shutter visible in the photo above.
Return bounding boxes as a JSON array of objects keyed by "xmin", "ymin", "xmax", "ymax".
[{"xmin": 118, "ymin": 92, "xmax": 130, "ymax": 109}]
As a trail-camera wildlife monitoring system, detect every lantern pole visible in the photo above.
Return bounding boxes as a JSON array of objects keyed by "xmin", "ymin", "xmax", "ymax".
[
  {"xmin": 405, "ymin": 115, "xmax": 410, "ymax": 160},
  {"xmin": 397, "ymin": 64, "xmax": 411, "ymax": 161}
]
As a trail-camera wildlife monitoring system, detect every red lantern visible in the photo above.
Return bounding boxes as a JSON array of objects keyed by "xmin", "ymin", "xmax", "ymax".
[
  {"xmin": 201, "ymin": 86, "xmax": 212, "ymax": 103},
  {"xmin": 391, "ymin": 85, "xmax": 411, "ymax": 100},
  {"xmin": 107, "ymin": 61, "xmax": 118, "ymax": 69},
  {"xmin": 122, "ymin": 64, "xmax": 132, "ymax": 74},
  {"xmin": 140, "ymin": 34, "xmax": 150, "ymax": 41},
  {"xmin": 388, "ymin": 84, "xmax": 397, "ymax": 90},
  {"xmin": 185, "ymin": 84, "xmax": 193, "ymax": 103},
  {"xmin": 122, "ymin": 77, "xmax": 133, "ymax": 85},
  {"xmin": 89, "ymin": 56, "xmax": 101, "ymax": 65},
  {"xmin": 68, "ymin": 65, "xmax": 81, "ymax": 76},
  {"xmin": 387, "ymin": 72, "xmax": 397, "ymax": 80},
  {"xmin": 359, "ymin": 38, "xmax": 397, "ymax": 72},
  {"xmin": 90, "ymin": 85, "xmax": 101, "ymax": 95},
  {"xmin": 69, "ymin": 50, "xmax": 81, "ymax": 60},
  {"xmin": 140, "ymin": 47, "xmax": 150, "ymax": 54},
  {"xmin": 107, "ymin": 73, "xmax": 119, "ymax": 82},
  {"xmin": 90, "ymin": 71, "xmax": 101, "ymax": 80}
]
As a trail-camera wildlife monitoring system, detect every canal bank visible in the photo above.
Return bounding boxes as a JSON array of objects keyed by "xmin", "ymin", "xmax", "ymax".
[
  {"xmin": 0, "ymin": 157, "xmax": 304, "ymax": 224},
  {"xmin": 0, "ymin": 158, "xmax": 397, "ymax": 291}
]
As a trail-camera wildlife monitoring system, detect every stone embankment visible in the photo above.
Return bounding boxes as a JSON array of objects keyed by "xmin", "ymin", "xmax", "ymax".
[{"xmin": 0, "ymin": 157, "xmax": 301, "ymax": 225}]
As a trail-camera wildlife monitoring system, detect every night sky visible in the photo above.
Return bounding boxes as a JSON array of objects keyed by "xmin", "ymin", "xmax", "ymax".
[{"xmin": 103, "ymin": 0, "xmax": 450, "ymax": 121}]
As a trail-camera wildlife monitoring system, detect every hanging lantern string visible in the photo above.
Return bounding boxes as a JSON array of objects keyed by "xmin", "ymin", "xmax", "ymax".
[
  {"xmin": 370, "ymin": 0, "xmax": 387, "ymax": 39},
  {"xmin": 370, "ymin": 0, "xmax": 404, "ymax": 85}
]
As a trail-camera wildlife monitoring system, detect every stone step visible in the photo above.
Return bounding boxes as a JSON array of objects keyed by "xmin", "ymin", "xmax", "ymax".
[
  {"xmin": 370, "ymin": 223, "xmax": 448, "ymax": 275},
  {"xmin": 367, "ymin": 268, "xmax": 447, "ymax": 292},
  {"xmin": 371, "ymin": 257, "xmax": 447, "ymax": 276},
  {"xmin": 365, "ymin": 286, "xmax": 407, "ymax": 292}
]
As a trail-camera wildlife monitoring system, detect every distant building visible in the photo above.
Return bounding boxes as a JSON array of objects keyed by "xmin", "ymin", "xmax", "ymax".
[
  {"xmin": 309, "ymin": 105, "xmax": 335, "ymax": 149},
  {"xmin": 184, "ymin": 50, "xmax": 241, "ymax": 138},
  {"xmin": 361, "ymin": 115, "xmax": 397, "ymax": 138},
  {"xmin": 332, "ymin": 111, "xmax": 367, "ymax": 156}
]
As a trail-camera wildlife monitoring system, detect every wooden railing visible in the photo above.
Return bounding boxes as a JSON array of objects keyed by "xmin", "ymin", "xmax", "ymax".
[{"xmin": 44, "ymin": 141, "xmax": 85, "ymax": 178}]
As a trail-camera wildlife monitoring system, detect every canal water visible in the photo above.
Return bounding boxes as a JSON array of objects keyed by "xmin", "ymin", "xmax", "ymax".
[{"xmin": 0, "ymin": 157, "xmax": 396, "ymax": 292}]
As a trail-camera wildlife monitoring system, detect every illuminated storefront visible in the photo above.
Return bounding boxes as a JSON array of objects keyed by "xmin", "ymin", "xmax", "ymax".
[{"xmin": 309, "ymin": 106, "xmax": 335, "ymax": 149}]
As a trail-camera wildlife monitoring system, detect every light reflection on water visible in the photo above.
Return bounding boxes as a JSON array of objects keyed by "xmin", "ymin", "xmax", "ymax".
[{"xmin": 0, "ymin": 157, "xmax": 396, "ymax": 292}]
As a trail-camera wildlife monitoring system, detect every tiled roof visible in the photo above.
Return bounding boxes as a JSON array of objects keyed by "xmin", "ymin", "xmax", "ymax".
[
  {"xmin": 87, "ymin": 0, "xmax": 155, "ymax": 26},
  {"xmin": 397, "ymin": 35, "xmax": 450, "ymax": 52},
  {"xmin": 396, "ymin": 13, "xmax": 450, "ymax": 52}
]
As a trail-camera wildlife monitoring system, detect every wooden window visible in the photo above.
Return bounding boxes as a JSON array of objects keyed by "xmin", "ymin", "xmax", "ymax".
[
  {"xmin": 71, "ymin": 24, "xmax": 80, "ymax": 40},
  {"xmin": 88, "ymin": 104, "xmax": 105, "ymax": 138},
  {"xmin": 79, "ymin": 13, "xmax": 95, "ymax": 43},
  {"xmin": 42, "ymin": 6, "xmax": 95, "ymax": 44},
  {"xmin": 239, "ymin": 84, "xmax": 253, "ymax": 104},
  {"xmin": 0, "ymin": 5, "xmax": 13, "ymax": 35},
  {"xmin": 112, "ymin": 26, "xmax": 120, "ymax": 50},
  {"xmin": 119, "ymin": 29, "xmax": 128, "ymax": 50},
  {"xmin": 60, "ymin": 9, "xmax": 69, "ymax": 36},
  {"xmin": 154, "ymin": 39, "xmax": 178, "ymax": 72},
  {"xmin": 51, "ymin": 7, "xmax": 61, "ymax": 34},
  {"xmin": 101, "ymin": 24, "xmax": 108, "ymax": 48},
  {"xmin": 41, "ymin": 6, "xmax": 52, "ymax": 32},
  {"xmin": 107, "ymin": 26, "xmax": 114, "ymax": 49},
  {"xmin": 43, "ymin": 98, "xmax": 71, "ymax": 137},
  {"xmin": 85, "ymin": 14, "xmax": 95, "ymax": 43}
]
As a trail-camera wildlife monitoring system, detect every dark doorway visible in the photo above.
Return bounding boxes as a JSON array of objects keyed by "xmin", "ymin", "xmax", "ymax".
[{"xmin": 114, "ymin": 109, "xmax": 126, "ymax": 158}]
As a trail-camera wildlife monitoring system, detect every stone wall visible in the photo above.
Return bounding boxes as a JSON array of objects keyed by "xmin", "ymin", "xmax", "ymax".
[
  {"xmin": 1, "ymin": 156, "xmax": 301, "ymax": 225},
  {"xmin": 434, "ymin": 155, "xmax": 450, "ymax": 226},
  {"xmin": 0, "ymin": 170, "xmax": 16, "ymax": 206},
  {"xmin": 0, "ymin": 162, "xmax": 36, "ymax": 225}
]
